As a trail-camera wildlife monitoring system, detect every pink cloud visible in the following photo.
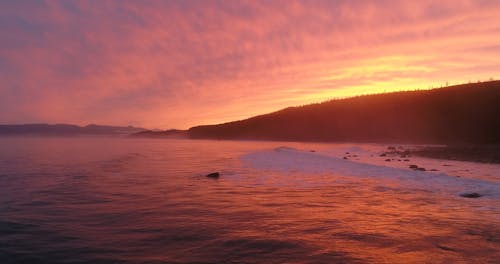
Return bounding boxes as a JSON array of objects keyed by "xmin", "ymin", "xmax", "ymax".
[{"xmin": 1, "ymin": 0, "xmax": 499, "ymax": 128}]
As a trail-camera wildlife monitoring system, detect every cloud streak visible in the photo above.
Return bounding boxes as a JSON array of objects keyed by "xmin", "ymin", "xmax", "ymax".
[{"xmin": 1, "ymin": 0, "xmax": 499, "ymax": 128}]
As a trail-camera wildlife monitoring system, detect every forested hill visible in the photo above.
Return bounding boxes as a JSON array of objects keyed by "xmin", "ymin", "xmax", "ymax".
[{"xmin": 188, "ymin": 81, "xmax": 500, "ymax": 144}]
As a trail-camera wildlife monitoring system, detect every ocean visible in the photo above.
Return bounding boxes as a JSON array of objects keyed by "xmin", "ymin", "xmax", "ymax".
[{"xmin": 1, "ymin": 137, "xmax": 499, "ymax": 263}]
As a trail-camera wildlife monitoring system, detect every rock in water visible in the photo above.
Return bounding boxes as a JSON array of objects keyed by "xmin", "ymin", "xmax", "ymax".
[
  {"xmin": 460, "ymin": 192, "xmax": 482, "ymax": 198},
  {"xmin": 206, "ymin": 172, "xmax": 220, "ymax": 179}
]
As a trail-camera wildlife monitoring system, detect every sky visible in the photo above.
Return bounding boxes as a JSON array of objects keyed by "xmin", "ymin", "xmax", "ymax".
[{"xmin": 1, "ymin": 0, "xmax": 500, "ymax": 129}]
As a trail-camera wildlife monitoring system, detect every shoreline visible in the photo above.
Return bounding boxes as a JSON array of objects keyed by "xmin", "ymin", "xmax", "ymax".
[{"xmin": 409, "ymin": 145, "xmax": 500, "ymax": 164}]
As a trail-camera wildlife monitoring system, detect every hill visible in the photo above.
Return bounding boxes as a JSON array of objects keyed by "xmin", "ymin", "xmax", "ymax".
[
  {"xmin": 130, "ymin": 129, "xmax": 188, "ymax": 138},
  {"xmin": 0, "ymin": 124, "xmax": 146, "ymax": 136},
  {"xmin": 188, "ymin": 81, "xmax": 500, "ymax": 144}
]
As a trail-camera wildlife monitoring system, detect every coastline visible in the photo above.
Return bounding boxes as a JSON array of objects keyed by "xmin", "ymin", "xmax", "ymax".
[{"xmin": 410, "ymin": 145, "xmax": 500, "ymax": 164}]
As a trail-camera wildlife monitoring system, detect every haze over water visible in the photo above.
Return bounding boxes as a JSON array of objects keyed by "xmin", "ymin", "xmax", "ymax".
[{"xmin": 1, "ymin": 137, "xmax": 498, "ymax": 263}]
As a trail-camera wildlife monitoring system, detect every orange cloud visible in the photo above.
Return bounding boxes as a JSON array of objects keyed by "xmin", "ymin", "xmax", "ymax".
[{"xmin": 1, "ymin": 0, "xmax": 499, "ymax": 128}]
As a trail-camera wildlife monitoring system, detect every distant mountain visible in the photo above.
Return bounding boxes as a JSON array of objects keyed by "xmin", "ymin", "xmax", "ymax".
[
  {"xmin": 0, "ymin": 123, "xmax": 146, "ymax": 136},
  {"xmin": 130, "ymin": 129, "xmax": 188, "ymax": 138},
  {"xmin": 189, "ymin": 81, "xmax": 500, "ymax": 144}
]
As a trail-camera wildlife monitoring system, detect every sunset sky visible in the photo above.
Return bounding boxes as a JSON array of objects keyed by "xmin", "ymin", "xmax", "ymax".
[{"xmin": 1, "ymin": 0, "xmax": 499, "ymax": 129}]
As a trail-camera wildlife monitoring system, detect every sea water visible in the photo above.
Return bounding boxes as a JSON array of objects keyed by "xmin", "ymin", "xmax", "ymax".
[{"xmin": 1, "ymin": 137, "xmax": 499, "ymax": 263}]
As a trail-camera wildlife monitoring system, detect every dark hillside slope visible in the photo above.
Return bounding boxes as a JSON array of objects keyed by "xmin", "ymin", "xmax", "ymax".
[{"xmin": 189, "ymin": 81, "xmax": 500, "ymax": 144}]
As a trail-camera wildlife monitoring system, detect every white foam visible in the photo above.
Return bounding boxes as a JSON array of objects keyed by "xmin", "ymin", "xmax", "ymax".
[{"xmin": 242, "ymin": 147, "xmax": 500, "ymax": 198}]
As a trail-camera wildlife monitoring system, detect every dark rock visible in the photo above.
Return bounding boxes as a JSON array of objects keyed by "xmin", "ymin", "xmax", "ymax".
[
  {"xmin": 310, "ymin": 150, "xmax": 316, "ymax": 152},
  {"xmin": 206, "ymin": 172, "xmax": 220, "ymax": 178},
  {"xmin": 409, "ymin": 165, "xmax": 419, "ymax": 169},
  {"xmin": 403, "ymin": 159, "xmax": 410, "ymax": 162},
  {"xmin": 416, "ymin": 167, "xmax": 426, "ymax": 171},
  {"xmin": 436, "ymin": 244, "xmax": 457, "ymax": 252},
  {"xmin": 345, "ymin": 152, "xmax": 350, "ymax": 154},
  {"xmin": 430, "ymin": 169, "xmax": 438, "ymax": 171},
  {"xmin": 385, "ymin": 159, "xmax": 391, "ymax": 162},
  {"xmin": 380, "ymin": 153, "xmax": 387, "ymax": 157},
  {"xmin": 343, "ymin": 157, "xmax": 348, "ymax": 160},
  {"xmin": 460, "ymin": 192, "xmax": 482, "ymax": 198}
]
